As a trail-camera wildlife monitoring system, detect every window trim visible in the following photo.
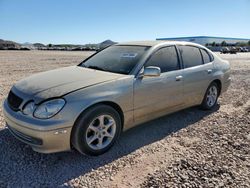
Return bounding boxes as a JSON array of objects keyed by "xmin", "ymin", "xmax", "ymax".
[
  {"xmin": 199, "ymin": 48, "xmax": 205, "ymax": 64},
  {"xmin": 208, "ymin": 51, "xmax": 214, "ymax": 62},
  {"xmin": 142, "ymin": 45, "xmax": 181, "ymax": 74}
]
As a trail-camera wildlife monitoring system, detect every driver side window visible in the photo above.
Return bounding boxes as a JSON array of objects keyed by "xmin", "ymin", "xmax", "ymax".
[{"xmin": 145, "ymin": 46, "xmax": 180, "ymax": 73}]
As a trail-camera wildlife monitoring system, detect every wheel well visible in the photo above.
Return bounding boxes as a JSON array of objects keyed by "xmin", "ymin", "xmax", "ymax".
[
  {"xmin": 70, "ymin": 101, "xmax": 125, "ymax": 150},
  {"xmin": 75, "ymin": 101, "xmax": 124, "ymax": 130},
  {"xmin": 212, "ymin": 79, "xmax": 222, "ymax": 96},
  {"xmin": 100, "ymin": 101, "xmax": 124, "ymax": 130}
]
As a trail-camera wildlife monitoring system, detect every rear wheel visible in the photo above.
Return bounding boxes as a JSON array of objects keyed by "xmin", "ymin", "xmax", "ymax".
[
  {"xmin": 201, "ymin": 82, "xmax": 219, "ymax": 110},
  {"xmin": 71, "ymin": 105, "xmax": 122, "ymax": 156}
]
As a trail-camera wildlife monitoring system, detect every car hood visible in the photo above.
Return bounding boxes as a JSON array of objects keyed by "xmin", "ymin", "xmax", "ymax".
[{"xmin": 13, "ymin": 66, "xmax": 125, "ymax": 100}]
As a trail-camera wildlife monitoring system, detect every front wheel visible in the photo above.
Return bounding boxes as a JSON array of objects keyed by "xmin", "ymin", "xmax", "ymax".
[
  {"xmin": 71, "ymin": 105, "xmax": 122, "ymax": 156},
  {"xmin": 201, "ymin": 82, "xmax": 219, "ymax": 110}
]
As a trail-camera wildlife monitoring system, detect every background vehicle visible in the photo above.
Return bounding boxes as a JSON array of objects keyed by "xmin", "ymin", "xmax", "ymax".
[
  {"xmin": 244, "ymin": 47, "xmax": 249, "ymax": 52},
  {"xmin": 221, "ymin": 47, "xmax": 230, "ymax": 54},
  {"xmin": 229, "ymin": 47, "xmax": 237, "ymax": 54},
  {"xmin": 3, "ymin": 41, "xmax": 231, "ymax": 155},
  {"xmin": 240, "ymin": 47, "xmax": 249, "ymax": 52}
]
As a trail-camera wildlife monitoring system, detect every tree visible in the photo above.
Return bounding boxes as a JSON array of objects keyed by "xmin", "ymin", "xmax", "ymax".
[
  {"xmin": 205, "ymin": 43, "xmax": 209, "ymax": 47},
  {"xmin": 48, "ymin": 44, "xmax": 52, "ymax": 47},
  {"xmin": 221, "ymin": 41, "xmax": 227, "ymax": 46},
  {"xmin": 211, "ymin": 42, "xmax": 216, "ymax": 47},
  {"xmin": 248, "ymin": 40, "xmax": 250, "ymax": 46}
]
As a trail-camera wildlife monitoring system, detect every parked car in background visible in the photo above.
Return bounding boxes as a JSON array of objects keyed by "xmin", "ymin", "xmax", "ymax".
[
  {"xmin": 3, "ymin": 41, "xmax": 231, "ymax": 155},
  {"xmin": 244, "ymin": 47, "xmax": 249, "ymax": 52},
  {"xmin": 229, "ymin": 47, "xmax": 237, "ymax": 54},
  {"xmin": 239, "ymin": 47, "xmax": 249, "ymax": 52},
  {"xmin": 221, "ymin": 47, "xmax": 230, "ymax": 54}
]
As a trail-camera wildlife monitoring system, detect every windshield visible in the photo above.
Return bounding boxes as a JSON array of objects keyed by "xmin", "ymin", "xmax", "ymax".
[{"xmin": 80, "ymin": 45, "xmax": 150, "ymax": 74}]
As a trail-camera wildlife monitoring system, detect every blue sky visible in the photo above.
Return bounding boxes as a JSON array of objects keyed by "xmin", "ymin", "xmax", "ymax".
[{"xmin": 0, "ymin": 0, "xmax": 249, "ymax": 44}]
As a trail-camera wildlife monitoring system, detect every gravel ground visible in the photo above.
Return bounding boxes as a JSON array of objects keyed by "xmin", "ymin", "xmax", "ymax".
[{"xmin": 0, "ymin": 51, "xmax": 249, "ymax": 187}]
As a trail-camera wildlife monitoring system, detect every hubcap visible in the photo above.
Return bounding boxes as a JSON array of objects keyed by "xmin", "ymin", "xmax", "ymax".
[
  {"xmin": 206, "ymin": 85, "xmax": 218, "ymax": 107},
  {"xmin": 85, "ymin": 115, "xmax": 116, "ymax": 150}
]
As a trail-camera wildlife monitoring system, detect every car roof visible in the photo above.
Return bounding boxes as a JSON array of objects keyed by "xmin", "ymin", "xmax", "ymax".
[{"xmin": 115, "ymin": 40, "xmax": 204, "ymax": 47}]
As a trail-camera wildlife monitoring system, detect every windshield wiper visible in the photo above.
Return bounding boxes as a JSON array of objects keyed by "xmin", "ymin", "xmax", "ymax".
[{"xmin": 86, "ymin": 65, "xmax": 106, "ymax": 71}]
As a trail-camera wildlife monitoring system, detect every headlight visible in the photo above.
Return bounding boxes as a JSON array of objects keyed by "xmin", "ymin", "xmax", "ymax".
[
  {"xmin": 34, "ymin": 99, "xmax": 65, "ymax": 119},
  {"xmin": 22, "ymin": 101, "xmax": 35, "ymax": 115}
]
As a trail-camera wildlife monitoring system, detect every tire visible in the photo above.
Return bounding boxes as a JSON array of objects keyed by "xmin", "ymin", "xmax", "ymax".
[
  {"xmin": 201, "ymin": 82, "xmax": 219, "ymax": 110},
  {"xmin": 71, "ymin": 104, "xmax": 122, "ymax": 156}
]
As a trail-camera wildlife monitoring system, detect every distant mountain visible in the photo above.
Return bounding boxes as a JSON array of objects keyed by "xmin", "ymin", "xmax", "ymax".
[
  {"xmin": 0, "ymin": 39, "xmax": 117, "ymax": 51},
  {"xmin": 22, "ymin": 42, "xmax": 33, "ymax": 45},
  {"xmin": 20, "ymin": 42, "xmax": 35, "ymax": 50},
  {"xmin": 0, "ymin": 39, "xmax": 21, "ymax": 50},
  {"xmin": 33, "ymin": 43, "xmax": 46, "ymax": 47},
  {"xmin": 99, "ymin": 40, "xmax": 116, "ymax": 49}
]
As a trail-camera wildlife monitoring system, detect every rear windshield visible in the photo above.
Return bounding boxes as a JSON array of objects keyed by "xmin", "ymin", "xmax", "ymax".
[{"xmin": 80, "ymin": 45, "xmax": 150, "ymax": 74}]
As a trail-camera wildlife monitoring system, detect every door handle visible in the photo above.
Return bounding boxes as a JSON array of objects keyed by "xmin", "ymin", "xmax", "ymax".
[
  {"xmin": 176, "ymin": 75, "xmax": 183, "ymax": 81},
  {"xmin": 207, "ymin": 69, "xmax": 212, "ymax": 74}
]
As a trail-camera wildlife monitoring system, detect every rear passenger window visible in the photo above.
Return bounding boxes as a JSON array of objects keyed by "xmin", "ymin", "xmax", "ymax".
[
  {"xmin": 145, "ymin": 46, "xmax": 179, "ymax": 73},
  {"xmin": 200, "ymin": 49, "xmax": 211, "ymax": 64},
  {"xmin": 179, "ymin": 46, "xmax": 203, "ymax": 68}
]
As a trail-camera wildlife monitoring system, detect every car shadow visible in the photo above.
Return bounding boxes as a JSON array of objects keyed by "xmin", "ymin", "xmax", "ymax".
[{"xmin": 0, "ymin": 105, "xmax": 219, "ymax": 187}]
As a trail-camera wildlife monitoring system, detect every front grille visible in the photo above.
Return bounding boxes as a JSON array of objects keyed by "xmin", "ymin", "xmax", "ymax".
[
  {"xmin": 7, "ymin": 125, "xmax": 43, "ymax": 145},
  {"xmin": 7, "ymin": 90, "xmax": 23, "ymax": 111}
]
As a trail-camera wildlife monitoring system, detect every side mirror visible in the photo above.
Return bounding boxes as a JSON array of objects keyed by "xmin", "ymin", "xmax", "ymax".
[{"xmin": 142, "ymin": 66, "xmax": 161, "ymax": 77}]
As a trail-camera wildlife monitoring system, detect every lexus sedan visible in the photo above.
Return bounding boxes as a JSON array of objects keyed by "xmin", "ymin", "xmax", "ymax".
[{"xmin": 3, "ymin": 41, "xmax": 231, "ymax": 155}]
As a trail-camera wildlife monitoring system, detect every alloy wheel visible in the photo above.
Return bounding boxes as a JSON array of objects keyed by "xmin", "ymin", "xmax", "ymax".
[
  {"xmin": 206, "ymin": 85, "xmax": 218, "ymax": 107},
  {"xmin": 85, "ymin": 115, "xmax": 116, "ymax": 150}
]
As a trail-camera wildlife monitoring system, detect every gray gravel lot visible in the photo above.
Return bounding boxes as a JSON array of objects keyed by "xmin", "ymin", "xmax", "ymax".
[{"xmin": 0, "ymin": 51, "xmax": 249, "ymax": 187}]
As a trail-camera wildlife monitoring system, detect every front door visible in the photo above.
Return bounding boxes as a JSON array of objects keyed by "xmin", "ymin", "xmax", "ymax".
[{"xmin": 133, "ymin": 46, "xmax": 184, "ymax": 122}]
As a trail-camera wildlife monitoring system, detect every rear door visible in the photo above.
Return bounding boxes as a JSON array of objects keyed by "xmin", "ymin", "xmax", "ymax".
[
  {"xmin": 177, "ymin": 45, "xmax": 214, "ymax": 106},
  {"xmin": 133, "ymin": 46, "xmax": 184, "ymax": 121}
]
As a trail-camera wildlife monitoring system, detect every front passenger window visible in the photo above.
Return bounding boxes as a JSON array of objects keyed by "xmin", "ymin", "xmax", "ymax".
[{"xmin": 145, "ymin": 46, "xmax": 179, "ymax": 73}]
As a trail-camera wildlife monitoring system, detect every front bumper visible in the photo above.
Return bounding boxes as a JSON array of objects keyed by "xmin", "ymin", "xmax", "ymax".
[{"xmin": 3, "ymin": 99, "xmax": 73, "ymax": 153}]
